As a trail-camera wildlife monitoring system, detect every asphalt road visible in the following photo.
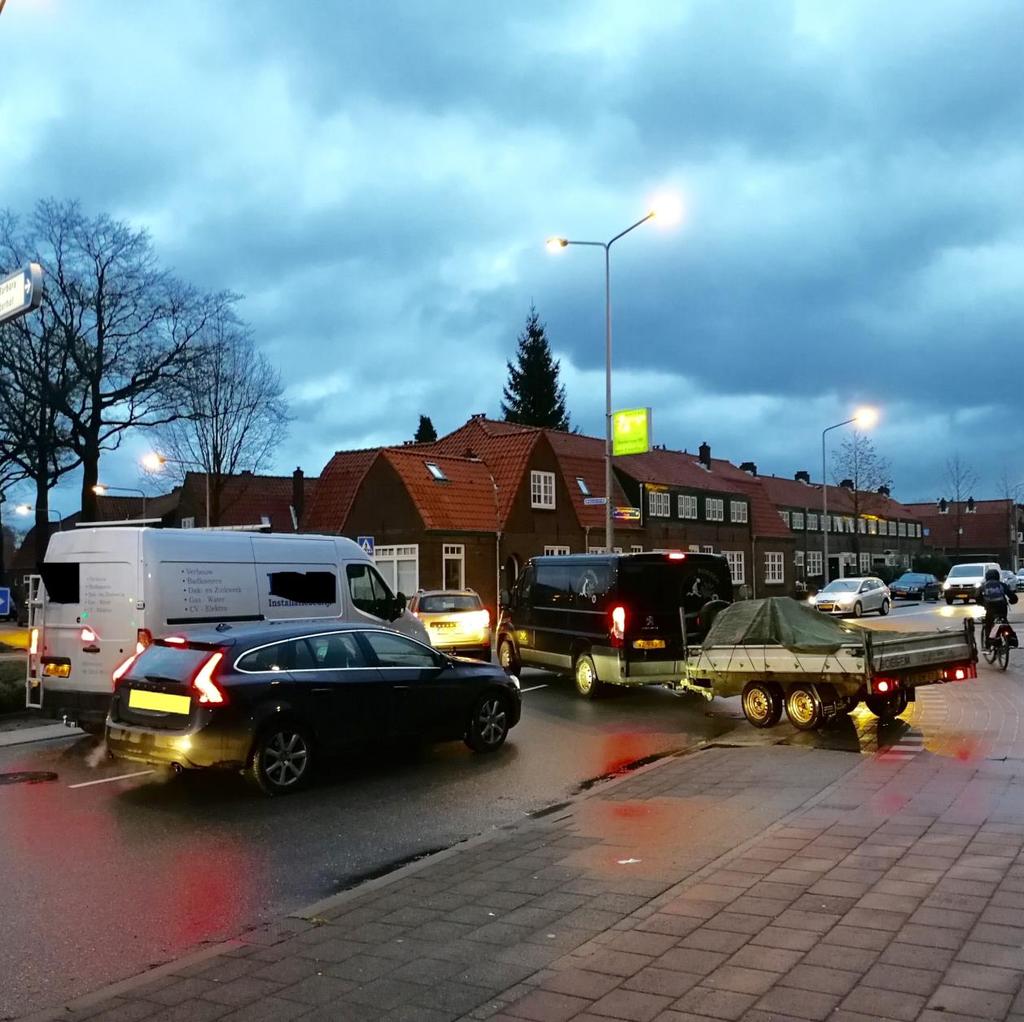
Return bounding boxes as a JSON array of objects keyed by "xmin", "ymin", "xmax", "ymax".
[{"xmin": 0, "ymin": 598, "xmax": 1003, "ymax": 1019}]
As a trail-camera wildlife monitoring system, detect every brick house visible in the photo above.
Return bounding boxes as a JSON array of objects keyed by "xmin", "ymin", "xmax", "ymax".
[
  {"xmin": 904, "ymin": 498, "xmax": 1024, "ymax": 570},
  {"xmin": 759, "ymin": 472, "xmax": 925, "ymax": 584},
  {"xmin": 172, "ymin": 468, "xmax": 317, "ymax": 531}
]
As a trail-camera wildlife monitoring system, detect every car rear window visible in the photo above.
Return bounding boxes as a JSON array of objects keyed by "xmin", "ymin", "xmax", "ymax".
[
  {"xmin": 418, "ymin": 594, "xmax": 481, "ymax": 612},
  {"xmin": 132, "ymin": 644, "xmax": 211, "ymax": 682},
  {"xmin": 618, "ymin": 560, "xmax": 729, "ymax": 608}
]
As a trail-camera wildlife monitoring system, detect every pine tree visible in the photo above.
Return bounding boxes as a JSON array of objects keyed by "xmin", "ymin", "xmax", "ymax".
[
  {"xmin": 501, "ymin": 306, "xmax": 571, "ymax": 430},
  {"xmin": 414, "ymin": 414, "xmax": 437, "ymax": 443}
]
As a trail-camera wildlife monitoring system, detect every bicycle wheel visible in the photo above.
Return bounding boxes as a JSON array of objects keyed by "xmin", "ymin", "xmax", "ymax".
[
  {"xmin": 998, "ymin": 645, "xmax": 1010, "ymax": 671},
  {"xmin": 983, "ymin": 645, "xmax": 998, "ymax": 665}
]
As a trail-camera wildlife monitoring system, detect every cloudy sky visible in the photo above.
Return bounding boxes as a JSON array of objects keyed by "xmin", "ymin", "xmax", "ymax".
[{"xmin": 1, "ymin": 0, "xmax": 1022, "ymax": 517}]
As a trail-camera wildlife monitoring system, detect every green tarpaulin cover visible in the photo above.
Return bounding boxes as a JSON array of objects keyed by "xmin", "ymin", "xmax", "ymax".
[{"xmin": 703, "ymin": 597, "xmax": 860, "ymax": 654}]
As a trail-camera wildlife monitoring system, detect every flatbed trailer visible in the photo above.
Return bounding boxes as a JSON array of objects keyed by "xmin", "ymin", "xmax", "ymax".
[{"xmin": 673, "ymin": 599, "xmax": 977, "ymax": 730}]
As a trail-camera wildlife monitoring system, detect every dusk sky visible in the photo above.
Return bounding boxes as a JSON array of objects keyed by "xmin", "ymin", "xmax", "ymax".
[{"xmin": 2, "ymin": 0, "xmax": 1022, "ymax": 518}]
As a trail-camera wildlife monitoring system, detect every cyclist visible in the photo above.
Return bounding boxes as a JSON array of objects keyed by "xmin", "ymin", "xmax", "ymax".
[{"xmin": 980, "ymin": 568, "xmax": 1017, "ymax": 648}]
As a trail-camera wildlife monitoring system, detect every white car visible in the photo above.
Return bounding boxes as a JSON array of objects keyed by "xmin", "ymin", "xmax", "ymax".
[{"xmin": 812, "ymin": 577, "xmax": 891, "ymax": 617}]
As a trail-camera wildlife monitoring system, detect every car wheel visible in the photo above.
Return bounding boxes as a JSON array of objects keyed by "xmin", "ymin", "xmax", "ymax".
[
  {"xmin": 573, "ymin": 653, "xmax": 604, "ymax": 699},
  {"xmin": 852, "ymin": 601, "xmax": 863, "ymax": 618},
  {"xmin": 464, "ymin": 692, "xmax": 511, "ymax": 753},
  {"xmin": 865, "ymin": 690, "xmax": 908, "ymax": 721},
  {"xmin": 741, "ymin": 681, "xmax": 783, "ymax": 728},
  {"xmin": 249, "ymin": 723, "xmax": 313, "ymax": 795},
  {"xmin": 879, "ymin": 599, "xmax": 890, "ymax": 616},
  {"xmin": 785, "ymin": 685, "xmax": 823, "ymax": 731},
  {"xmin": 497, "ymin": 639, "xmax": 520, "ymax": 676},
  {"xmin": 945, "ymin": 595, "xmax": 954, "ymax": 605}
]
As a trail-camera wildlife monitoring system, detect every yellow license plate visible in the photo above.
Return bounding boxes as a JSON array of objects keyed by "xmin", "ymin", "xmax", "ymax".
[
  {"xmin": 633, "ymin": 639, "xmax": 666, "ymax": 650},
  {"xmin": 43, "ymin": 663, "xmax": 71, "ymax": 678},
  {"xmin": 128, "ymin": 689, "xmax": 192, "ymax": 715}
]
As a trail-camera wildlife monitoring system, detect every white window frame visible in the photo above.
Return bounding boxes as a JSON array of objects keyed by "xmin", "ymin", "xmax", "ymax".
[
  {"xmin": 530, "ymin": 470, "xmax": 556, "ymax": 509},
  {"xmin": 679, "ymin": 494, "xmax": 698, "ymax": 520},
  {"xmin": 442, "ymin": 543, "xmax": 465, "ymax": 590},
  {"xmin": 543, "ymin": 545, "xmax": 570, "ymax": 556},
  {"xmin": 648, "ymin": 490, "xmax": 671, "ymax": 517},
  {"xmin": 701, "ymin": 545, "xmax": 714, "ymax": 554},
  {"xmin": 765, "ymin": 552, "xmax": 785, "ymax": 585},
  {"xmin": 706, "ymin": 498, "xmax": 724, "ymax": 522},
  {"xmin": 898, "ymin": 521, "xmax": 907, "ymax": 537},
  {"xmin": 688, "ymin": 544, "xmax": 700, "ymax": 552},
  {"xmin": 630, "ymin": 545, "xmax": 643, "ymax": 553},
  {"xmin": 868, "ymin": 519, "xmax": 878, "ymax": 535},
  {"xmin": 859, "ymin": 552, "xmax": 871, "ymax": 573},
  {"xmin": 844, "ymin": 517, "xmax": 855, "ymax": 534},
  {"xmin": 794, "ymin": 550, "xmax": 805, "ymax": 567},
  {"xmin": 180, "ymin": 516, "xmax": 195, "ymax": 529},
  {"xmin": 807, "ymin": 513, "xmax": 818, "ymax": 532},
  {"xmin": 575, "ymin": 477, "xmax": 590, "ymax": 496},
  {"xmin": 730, "ymin": 500, "xmax": 748, "ymax": 524},
  {"xmin": 889, "ymin": 521, "xmax": 898, "ymax": 536},
  {"xmin": 373, "ymin": 544, "xmax": 419, "ymax": 595},
  {"xmin": 724, "ymin": 551, "xmax": 745, "ymax": 584},
  {"xmin": 792, "ymin": 512, "xmax": 805, "ymax": 531},
  {"xmin": 807, "ymin": 550, "xmax": 823, "ymax": 576},
  {"xmin": 588, "ymin": 546, "xmax": 607, "ymax": 554},
  {"xmin": 779, "ymin": 510, "xmax": 791, "ymax": 527},
  {"xmin": 858, "ymin": 518, "xmax": 867, "ymax": 534}
]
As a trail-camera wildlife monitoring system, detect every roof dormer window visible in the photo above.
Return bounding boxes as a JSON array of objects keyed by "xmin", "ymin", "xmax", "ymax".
[
  {"xmin": 425, "ymin": 462, "xmax": 447, "ymax": 482},
  {"xmin": 576, "ymin": 477, "xmax": 590, "ymax": 496}
]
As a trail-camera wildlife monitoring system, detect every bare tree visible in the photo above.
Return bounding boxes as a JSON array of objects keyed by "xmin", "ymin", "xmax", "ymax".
[
  {"xmin": 3, "ymin": 200, "xmax": 234, "ymax": 523},
  {"xmin": 831, "ymin": 432, "xmax": 893, "ymax": 556},
  {"xmin": 944, "ymin": 454, "xmax": 978, "ymax": 555},
  {"xmin": 151, "ymin": 310, "xmax": 289, "ymax": 525}
]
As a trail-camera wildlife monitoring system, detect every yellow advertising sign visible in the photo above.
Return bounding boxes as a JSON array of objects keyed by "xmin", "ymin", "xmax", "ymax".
[{"xmin": 612, "ymin": 407, "xmax": 651, "ymax": 457}]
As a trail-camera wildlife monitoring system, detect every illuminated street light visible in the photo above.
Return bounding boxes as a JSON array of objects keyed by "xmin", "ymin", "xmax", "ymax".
[
  {"xmin": 93, "ymin": 483, "xmax": 148, "ymax": 518},
  {"xmin": 822, "ymin": 407, "xmax": 881, "ymax": 582},
  {"xmin": 15, "ymin": 504, "xmax": 64, "ymax": 530},
  {"xmin": 545, "ymin": 197, "xmax": 681, "ymax": 550},
  {"xmin": 648, "ymin": 192, "xmax": 684, "ymax": 226},
  {"xmin": 142, "ymin": 451, "xmax": 209, "ymax": 527}
]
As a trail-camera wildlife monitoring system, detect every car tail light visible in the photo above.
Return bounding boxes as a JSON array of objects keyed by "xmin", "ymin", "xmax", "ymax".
[
  {"xmin": 136, "ymin": 628, "xmax": 153, "ymax": 655},
  {"xmin": 81, "ymin": 626, "xmax": 98, "ymax": 643},
  {"xmin": 667, "ymin": 552, "xmax": 686, "ymax": 560},
  {"xmin": 466, "ymin": 609, "xmax": 490, "ymax": 629},
  {"xmin": 610, "ymin": 605, "xmax": 626, "ymax": 646},
  {"xmin": 112, "ymin": 653, "xmax": 139, "ymax": 688},
  {"xmin": 29, "ymin": 628, "xmax": 39, "ymax": 655},
  {"xmin": 192, "ymin": 652, "xmax": 226, "ymax": 705},
  {"xmin": 164, "ymin": 635, "xmax": 187, "ymax": 645}
]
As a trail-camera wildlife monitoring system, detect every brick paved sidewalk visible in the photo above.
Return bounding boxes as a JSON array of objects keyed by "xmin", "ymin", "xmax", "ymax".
[{"xmin": 24, "ymin": 739, "xmax": 1024, "ymax": 1022}]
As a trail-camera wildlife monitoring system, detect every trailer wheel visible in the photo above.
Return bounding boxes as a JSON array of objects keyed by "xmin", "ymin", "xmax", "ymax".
[
  {"xmin": 865, "ymin": 689, "xmax": 908, "ymax": 721},
  {"xmin": 785, "ymin": 684, "xmax": 823, "ymax": 731},
  {"xmin": 742, "ymin": 682, "xmax": 783, "ymax": 728}
]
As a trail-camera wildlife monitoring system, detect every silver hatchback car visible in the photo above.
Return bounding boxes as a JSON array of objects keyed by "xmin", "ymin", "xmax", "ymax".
[{"xmin": 812, "ymin": 576, "xmax": 891, "ymax": 617}]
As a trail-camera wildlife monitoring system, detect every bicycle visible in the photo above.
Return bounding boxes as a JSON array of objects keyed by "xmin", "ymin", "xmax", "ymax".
[{"xmin": 982, "ymin": 617, "xmax": 1017, "ymax": 671}]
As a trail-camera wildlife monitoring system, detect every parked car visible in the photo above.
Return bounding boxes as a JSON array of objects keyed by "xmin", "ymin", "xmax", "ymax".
[
  {"xmin": 106, "ymin": 622, "xmax": 521, "ymax": 794},
  {"xmin": 811, "ymin": 577, "xmax": 890, "ymax": 617},
  {"xmin": 1016, "ymin": 569, "xmax": 1024, "ymax": 593},
  {"xmin": 943, "ymin": 562, "xmax": 1001, "ymax": 604},
  {"xmin": 1001, "ymin": 570, "xmax": 1018, "ymax": 591},
  {"xmin": 408, "ymin": 589, "xmax": 491, "ymax": 661},
  {"xmin": 497, "ymin": 551, "xmax": 733, "ymax": 698},
  {"xmin": 889, "ymin": 572, "xmax": 941, "ymax": 602}
]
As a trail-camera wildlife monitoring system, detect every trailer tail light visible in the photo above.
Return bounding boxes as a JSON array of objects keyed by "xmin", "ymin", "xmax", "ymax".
[
  {"xmin": 136, "ymin": 628, "xmax": 153, "ymax": 654},
  {"xmin": 192, "ymin": 652, "xmax": 226, "ymax": 705},
  {"xmin": 872, "ymin": 676, "xmax": 899, "ymax": 695},
  {"xmin": 29, "ymin": 628, "xmax": 39, "ymax": 655},
  {"xmin": 943, "ymin": 662, "xmax": 976, "ymax": 682},
  {"xmin": 81, "ymin": 626, "xmax": 98, "ymax": 643},
  {"xmin": 610, "ymin": 605, "xmax": 626, "ymax": 647},
  {"xmin": 112, "ymin": 653, "xmax": 139, "ymax": 688}
]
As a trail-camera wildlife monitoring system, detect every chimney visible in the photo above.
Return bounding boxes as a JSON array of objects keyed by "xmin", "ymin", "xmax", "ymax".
[
  {"xmin": 840, "ymin": 478, "xmax": 854, "ymax": 490},
  {"xmin": 698, "ymin": 441, "xmax": 711, "ymax": 468},
  {"xmin": 292, "ymin": 467, "xmax": 305, "ymax": 526},
  {"xmin": 794, "ymin": 470, "xmax": 811, "ymax": 484},
  {"xmin": 877, "ymin": 485, "xmax": 890, "ymax": 497},
  {"xmin": 740, "ymin": 461, "xmax": 758, "ymax": 476}
]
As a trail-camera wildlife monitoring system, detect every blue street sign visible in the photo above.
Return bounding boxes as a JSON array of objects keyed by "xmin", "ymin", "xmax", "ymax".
[
  {"xmin": 0, "ymin": 588, "xmax": 10, "ymax": 618},
  {"xmin": 357, "ymin": 535, "xmax": 375, "ymax": 556},
  {"xmin": 0, "ymin": 263, "xmax": 43, "ymax": 326}
]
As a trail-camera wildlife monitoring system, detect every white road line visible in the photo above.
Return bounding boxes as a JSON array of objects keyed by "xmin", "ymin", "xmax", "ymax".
[
  {"xmin": 521, "ymin": 684, "xmax": 549, "ymax": 693},
  {"xmin": 69, "ymin": 770, "xmax": 154, "ymax": 789}
]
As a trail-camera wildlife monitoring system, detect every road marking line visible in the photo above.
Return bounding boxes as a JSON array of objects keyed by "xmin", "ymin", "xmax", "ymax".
[
  {"xmin": 521, "ymin": 684, "xmax": 549, "ymax": 693},
  {"xmin": 69, "ymin": 770, "xmax": 154, "ymax": 789}
]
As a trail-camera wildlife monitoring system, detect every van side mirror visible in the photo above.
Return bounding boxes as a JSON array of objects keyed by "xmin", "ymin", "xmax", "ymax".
[{"xmin": 391, "ymin": 592, "xmax": 407, "ymax": 620}]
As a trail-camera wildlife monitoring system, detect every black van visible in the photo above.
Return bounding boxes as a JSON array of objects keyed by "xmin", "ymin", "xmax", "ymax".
[{"xmin": 496, "ymin": 552, "xmax": 733, "ymax": 697}]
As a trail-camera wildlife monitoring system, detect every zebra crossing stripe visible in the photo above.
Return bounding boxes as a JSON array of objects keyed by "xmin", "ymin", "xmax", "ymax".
[{"xmin": 878, "ymin": 728, "xmax": 925, "ymax": 760}]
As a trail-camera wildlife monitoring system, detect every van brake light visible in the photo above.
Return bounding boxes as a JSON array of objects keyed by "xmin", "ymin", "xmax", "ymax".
[
  {"xmin": 610, "ymin": 605, "xmax": 626, "ymax": 646},
  {"xmin": 112, "ymin": 653, "xmax": 139, "ymax": 688},
  {"xmin": 667, "ymin": 552, "xmax": 686, "ymax": 560},
  {"xmin": 193, "ymin": 652, "xmax": 226, "ymax": 705},
  {"xmin": 81, "ymin": 626, "xmax": 98, "ymax": 643},
  {"xmin": 164, "ymin": 636, "xmax": 187, "ymax": 645},
  {"xmin": 29, "ymin": 628, "xmax": 39, "ymax": 655}
]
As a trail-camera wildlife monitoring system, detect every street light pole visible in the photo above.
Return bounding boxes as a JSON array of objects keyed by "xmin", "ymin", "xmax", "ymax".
[
  {"xmin": 93, "ymin": 484, "xmax": 148, "ymax": 519},
  {"xmin": 141, "ymin": 453, "xmax": 209, "ymax": 526}
]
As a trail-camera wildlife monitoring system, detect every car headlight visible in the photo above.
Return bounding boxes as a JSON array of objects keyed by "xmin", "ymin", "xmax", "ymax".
[
  {"xmin": 943, "ymin": 581, "xmax": 951, "ymax": 590},
  {"xmin": 509, "ymin": 674, "xmax": 521, "ymax": 690}
]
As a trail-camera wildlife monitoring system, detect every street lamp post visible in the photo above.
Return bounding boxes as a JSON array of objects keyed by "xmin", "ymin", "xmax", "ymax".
[
  {"xmin": 15, "ymin": 504, "xmax": 64, "ymax": 530},
  {"xmin": 821, "ymin": 407, "xmax": 878, "ymax": 583},
  {"xmin": 547, "ymin": 196, "xmax": 681, "ymax": 552},
  {"xmin": 142, "ymin": 453, "xmax": 209, "ymax": 527},
  {"xmin": 93, "ymin": 484, "xmax": 148, "ymax": 519}
]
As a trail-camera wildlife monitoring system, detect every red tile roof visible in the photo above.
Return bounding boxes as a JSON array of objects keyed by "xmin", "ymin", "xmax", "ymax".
[
  {"xmin": 544, "ymin": 429, "xmax": 638, "ymax": 530},
  {"xmin": 759, "ymin": 474, "xmax": 921, "ymax": 521},
  {"xmin": 381, "ymin": 449, "xmax": 499, "ymax": 532},
  {"xmin": 904, "ymin": 500, "xmax": 1017, "ymax": 551},
  {"xmin": 183, "ymin": 472, "xmax": 318, "ymax": 532},
  {"xmin": 302, "ymin": 450, "xmax": 378, "ymax": 532}
]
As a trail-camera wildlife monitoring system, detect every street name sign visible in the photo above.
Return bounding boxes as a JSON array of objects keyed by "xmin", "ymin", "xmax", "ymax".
[
  {"xmin": 582, "ymin": 496, "xmax": 607, "ymax": 506},
  {"xmin": 0, "ymin": 263, "xmax": 43, "ymax": 326},
  {"xmin": 612, "ymin": 407, "xmax": 651, "ymax": 457}
]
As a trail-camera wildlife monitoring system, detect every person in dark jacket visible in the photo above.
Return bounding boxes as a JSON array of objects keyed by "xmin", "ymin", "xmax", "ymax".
[{"xmin": 980, "ymin": 568, "xmax": 1017, "ymax": 648}]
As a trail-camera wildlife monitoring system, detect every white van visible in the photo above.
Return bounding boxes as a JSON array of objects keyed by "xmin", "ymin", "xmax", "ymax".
[{"xmin": 26, "ymin": 527, "xmax": 429, "ymax": 731}]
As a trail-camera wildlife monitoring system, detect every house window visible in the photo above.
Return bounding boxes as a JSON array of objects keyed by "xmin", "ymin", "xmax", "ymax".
[
  {"xmin": 877, "ymin": 519, "xmax": 887, "ymax": 535},
  {"xmin": 630, "ymin": 545, "xmax": 643, "ymax": 553},
  {"xmin": 938, "ymin": 505, "xmax": 949, "ymax": 515},
  {"xmin": 701, "ymin": 545, "xmax": 714, "ymax": 554},
  {"xmin": 858, "ymin": 518, "xmax": 867, "ymax": 534},
  {"xmin": 898, "ymin": 521, "xmax": 907, "ymax": 537},
  {"xmin": 373, "ymin": 545, "xmax": 419, "ymax": 596},
  {"xmin": 649, "ymin": 490, "xmax": 671, "ymax": 517},
  {"xmin": 576, "ymin": 477, "xmax": 590, "ymax": 496},
  {"xmin": 807, "ymin": 551, "xmax": 823, "ymax": 576},
  {"xmin": 792, "ymin": 512, "xmax": 805, "ymax": 531},
  {"xmin": 779, "ymin": 510, "xmax": 791, "ymax": 527},
  {"xmin": 543, "ymin": 545, "xmax": 570, "ymax": 556},
  {"xmin": 724, "ymin": 551, "xmax": 745, "ymax": 584},
  {"xmin": 425, "ymin": 462, "xmax": 447, "ymax": 481},
  {"xmin": 807, "ymin": 513, "xmax": 818, "ymax": 531},
  {"xmin": 706, "ymin": 498, "xmax": 724, "ymax": 521},
  {"xmin": 794, "ymin": 550, "xmax": 805, "ymax": 567},
  {"xmin": 531, "ymin": 470, "xmax": 556, "ymax": 509},
  {"xmin": 765, "ymin": 552, "xmax": 785, "ymax": 584},
  {"xmin": 868, "ymin": 519, "xmax": 878, "ymax": 535},
  {"xmin": 688, "ymin": 545, "xmax": 700, "ymax": 552},
  {"xmin": 730, "ymin": 500, "xmax": 748, "ymax": 524},
  {"xmin": 844, "ymin": 517, "xmax": 855, "ymax": 533},
  {"xmin": 588, "ymin": 546, "xmax": 606, "ymax": 554},
  {"xmin": 181, "ymin": 516, "xmax": 195, "ymax": 529},
  {"xmin": 889, "ymin": 521, "xmax": 898, "ymax": 536},
  {"xmin": 832, "ymin": 516, "xmax": 842, "ymax": 532},
  {"xmin": 860, "ymin": 552, "xmax": 871, "ymax": 573},
  {"xmin": 679, "ymin": 494, "xmax": 698, "ymax": 519}
]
